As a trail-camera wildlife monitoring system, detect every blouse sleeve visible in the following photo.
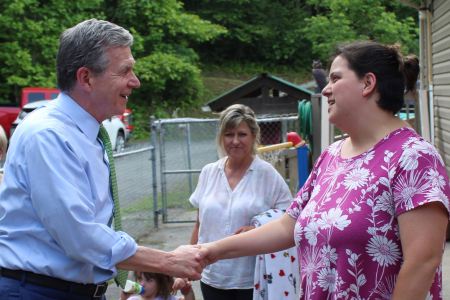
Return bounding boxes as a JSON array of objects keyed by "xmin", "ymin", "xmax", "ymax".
[
  {"xmin": 392, "ymin": 139, "xmax": 450, "ymax": 217},
  {"xmin": 189, "ymin": 163, "xmax": 211, "ymax": 208}
]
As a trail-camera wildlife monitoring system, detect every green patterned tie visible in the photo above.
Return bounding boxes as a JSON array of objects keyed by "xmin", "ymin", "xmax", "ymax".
[{"xmin": 98, "ymin": 125, "xmax": 128, "ymax": 288}]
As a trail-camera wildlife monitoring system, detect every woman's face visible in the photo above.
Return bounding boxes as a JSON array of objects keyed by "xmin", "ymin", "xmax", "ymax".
[
  {"xmin": 322, "ymin": 55, "xmax": 366, "ymax": 128},
  {"xmin": 223, "ymin": 121, "xmax": 255, "ymax": 161}
]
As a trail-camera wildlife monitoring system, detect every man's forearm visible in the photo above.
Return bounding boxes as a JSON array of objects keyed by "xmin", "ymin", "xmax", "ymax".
[{"xmin": 116, "ymin": 245, "xmax": 203, "ymax": 280}]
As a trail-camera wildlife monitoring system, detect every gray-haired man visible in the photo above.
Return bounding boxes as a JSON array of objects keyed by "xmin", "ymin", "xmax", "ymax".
[{"xmin": 0, "ymin": 19, "xmax": 203, "ymax": 300}]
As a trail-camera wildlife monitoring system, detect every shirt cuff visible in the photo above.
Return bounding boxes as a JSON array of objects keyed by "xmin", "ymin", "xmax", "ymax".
[{"xmin": 93, "ymin": 231, "xmax": 138, "ymax": 284}]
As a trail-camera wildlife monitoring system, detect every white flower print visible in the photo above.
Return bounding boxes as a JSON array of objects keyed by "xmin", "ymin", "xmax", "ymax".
[
  {"xmin": 327, "ymin": 142, "xmax": 341, "ymax": 156},
  {"xmin": 302, "ymin": 191, "xmax": 310, "ymax": 202},
  {"xmin": 317, "ymin": 267, "xmax": 338, "ymax": 293},
  {"xmin": 394, "ymin": 170, "xmax": 430, "ymax": 211},
  {"xmin": 374, "ymin": 191, "xmax": 395, "ymax": 216},
  {"xmin": 426, "ymin": 169, "xmax": 446, "ymax": 188},
  {"xmin": 317, "ymin": 207, "xmax": 351, "ymax": 230},
  {"xmin": 426, "ymin": 186, "xmax": 450, "ymax": 210},
  {"xmin": 320, "ymin": 245, "xmax": 338, "ymax": 267},
  {"xmin": 343, "ymin": 168, "xmax": 370, "ymax": 190},
  {"xmin": 310, "ymin": 184, "xmax": 321, "ymax": 199},
  {"xmin": 374, "ymin": 275, "xmax": 397, "ymax": 300},
  {"xmin": 401, "ymin": 136, "xmax": 419, "ymax": 149},
  {"xmin": 366, "ymin": 235, "xmax": 401, "ymax": 267},
  {"xmin": 362, "ymin": 150, "xmax": 375, "ymax": 164},
  {"xmin": 304, "ymin": 221, "xmax": 320, "ymax": 245},
  {"xmin": 288, "ymin": 206, "xmax": 301, "ymax": 218},
  {"xmin": 301, "ymin": 200, "xmax": 317, "ymax": 218},
  {"xmin": 398, "ymin": 148, "xmax": 422, "ymax": 171},
  {"xmin": 293, "ymin": 194, "xmax": 303, "ymax": 206},
  {"xmin": 425, "ymin": 292, "xmax": 433, "ymax": 300},
  {"xmin": 412, "ymin": 140, "xmax": 445, "ymax": 166},
  {"xmin": 301, "ymin": 247, "xmax": 321, "ymax": 277},
  {"xmin": 294, "ymin": 222, "xmax": 303, "ymax": 246}
]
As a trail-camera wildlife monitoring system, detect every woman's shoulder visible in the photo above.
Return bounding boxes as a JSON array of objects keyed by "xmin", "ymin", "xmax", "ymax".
[
  {"xmin": 252, "ymin": 156, "xmax": 280, "ymax": 174},
  {"xmin": 201, "ymin": 157, "xmax": 226, "ymax": 173}
]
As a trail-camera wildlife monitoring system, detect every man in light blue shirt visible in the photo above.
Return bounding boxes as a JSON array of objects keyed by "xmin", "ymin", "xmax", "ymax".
[{"xmin": 0, "ymin": 19, "xmax": 204, "ymax": 300}]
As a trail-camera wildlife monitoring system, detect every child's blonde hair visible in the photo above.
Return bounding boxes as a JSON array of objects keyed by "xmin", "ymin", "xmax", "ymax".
[{"xmin": 134, "ymin": 271, "xmax": 175, "ymax": 299}]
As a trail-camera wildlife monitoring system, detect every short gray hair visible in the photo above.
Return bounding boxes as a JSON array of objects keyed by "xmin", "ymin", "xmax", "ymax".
[
  {"xmin": 56, "ymin": 18, "xmax": 134, "ymax": 92},
  {"xmin": 216, "ymin": 104, "xmax": 260, "ymax": 158}
]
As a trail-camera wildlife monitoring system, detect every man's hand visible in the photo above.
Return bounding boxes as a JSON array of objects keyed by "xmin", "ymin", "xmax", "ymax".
[
  {"xmin": 165, "ymin": 245, "xmax": 205, "ymax": 280},
  {"xmin": 231, "ymin": 225, "xmax": 255, "ymax": 235}
]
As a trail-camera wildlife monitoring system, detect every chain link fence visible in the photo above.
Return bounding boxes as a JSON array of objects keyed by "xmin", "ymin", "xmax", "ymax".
[{"xmin": 154, "ymin": 115, "xmax": 301, "ymax": 225}]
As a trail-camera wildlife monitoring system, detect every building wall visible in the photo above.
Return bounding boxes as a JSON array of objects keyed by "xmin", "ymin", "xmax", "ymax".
[{"xmin": 432, "ymin": 0, "xmax": 450, "ymax": 175}]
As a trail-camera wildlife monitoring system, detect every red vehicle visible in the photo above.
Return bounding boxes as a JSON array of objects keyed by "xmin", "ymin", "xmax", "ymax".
[
  {"xmin": 0, "ymin": 87, "xmax": 60, "ymax": 138},
  {"xmin": 2, "ymin": 87, "xmax": 133, "ymax": 140}
]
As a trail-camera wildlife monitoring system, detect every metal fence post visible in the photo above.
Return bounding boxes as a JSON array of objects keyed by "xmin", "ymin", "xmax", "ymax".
[
  {"xmin": 159, "ymin": 121, "xmax": 167, "ymax": 223},
  {"xmin": 186, "ymin": 123, "xmax": 194, "ymax": 194},
  {"xmin": 281, "ymin": 119, "xmax": 287, "ymax": 143},
  {"xmin": 150, "ymin": 116, "xmax": 159, "ymax": 228}
]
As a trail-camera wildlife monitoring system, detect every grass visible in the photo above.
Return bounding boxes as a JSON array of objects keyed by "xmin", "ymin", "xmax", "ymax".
[{"xmin": 121, "ymin": 176, "xmax": 199, "ymax": 218}]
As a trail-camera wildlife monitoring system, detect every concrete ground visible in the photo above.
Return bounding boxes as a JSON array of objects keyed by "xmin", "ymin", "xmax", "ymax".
[{"xmin": 106, "ymin": 211, "xmax": 450, "ymax": 300}]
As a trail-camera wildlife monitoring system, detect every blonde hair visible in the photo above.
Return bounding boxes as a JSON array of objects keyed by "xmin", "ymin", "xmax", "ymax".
[
  {"xmin": 0, "ymin": 126, "xmax": 7, "ymax": 157},
  {"xmin": 216, "ymin": 104, "xmax": 260, "ymax": 158}
]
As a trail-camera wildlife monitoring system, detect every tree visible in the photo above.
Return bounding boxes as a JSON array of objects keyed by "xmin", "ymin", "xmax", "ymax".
[
  {"xmin": 182, "ymin": 0, "xmax": 312, "ymax": 68},
  {"xmin": 303, "ymin": 0, "xmax": 419, "ymax": 63},
  {"xmin": 0, "ymin": 0, "xmax": 226, "ymax": 114}
]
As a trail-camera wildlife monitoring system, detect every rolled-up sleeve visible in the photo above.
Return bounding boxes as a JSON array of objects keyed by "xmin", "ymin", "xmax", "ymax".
[{"xmin": 25, "ymin": 128, "xmax": 137, "ymax": 283}]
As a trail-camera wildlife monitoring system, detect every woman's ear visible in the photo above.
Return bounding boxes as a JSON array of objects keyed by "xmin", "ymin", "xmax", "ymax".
[{"xmin": 362, "ymin": 72, "xmax": 377, "ymax": 97}]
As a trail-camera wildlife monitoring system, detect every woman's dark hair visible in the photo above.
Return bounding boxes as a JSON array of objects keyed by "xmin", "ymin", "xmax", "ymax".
[
  {"xmin": 333, "ymin": 41, "xmax": 420, "ymax": 114},
  {"xmin": 134, "ymin": 271, "xmax": 175, "ymax": 299}
]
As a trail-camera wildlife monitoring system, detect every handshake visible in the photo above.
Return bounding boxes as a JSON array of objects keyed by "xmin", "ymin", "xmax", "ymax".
[{"xmin": 162, "ymin": 243, "xmax": 220, "ymax": 280}]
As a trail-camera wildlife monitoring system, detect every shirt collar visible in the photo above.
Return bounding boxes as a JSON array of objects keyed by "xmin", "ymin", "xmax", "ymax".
[
  {"xmin": 53, "ymin": 92, "xmax": 101, "ymax": 144},
  {"xmin": 219, "ymin": 155, "xmax": 258, "ymax": 171}
]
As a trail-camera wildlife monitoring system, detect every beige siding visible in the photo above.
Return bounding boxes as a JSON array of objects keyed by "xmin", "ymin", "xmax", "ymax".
[{"xmin": 432, "ymin": 0, "xmax": 450, "ymax": 176}]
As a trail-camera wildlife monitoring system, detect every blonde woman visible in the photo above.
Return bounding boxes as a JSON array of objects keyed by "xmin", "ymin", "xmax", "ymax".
[{"xmin": 190, "ymin": 104, "xmax": 293, "ymax": 300}]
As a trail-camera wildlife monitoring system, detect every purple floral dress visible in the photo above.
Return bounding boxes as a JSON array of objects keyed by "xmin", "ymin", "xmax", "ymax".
[{"xmin": 286, "ymin": 127, "xmax": 450, "ymax": 300}]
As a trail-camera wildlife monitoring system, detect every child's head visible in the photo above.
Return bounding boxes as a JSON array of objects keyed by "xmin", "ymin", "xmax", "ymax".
[{"xmin": 134, "ymin": 271, "xmax": 175, "ymax": 299}]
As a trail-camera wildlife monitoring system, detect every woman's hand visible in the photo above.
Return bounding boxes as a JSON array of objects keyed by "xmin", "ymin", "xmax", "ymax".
[
  {"xmin": 231, "ymin": 225, "xmax": 255, "ymax": 235},
  {"xmin": 195, "ymin": 242, "xmax": 222, "ymax": 266}
]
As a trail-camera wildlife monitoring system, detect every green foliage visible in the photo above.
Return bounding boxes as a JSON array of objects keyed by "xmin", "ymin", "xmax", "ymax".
[
  {"xmin": 0, "ymin": 0, "xmax": 226, "ymax": 113},
  {"xmin": 0, "ymin": 0, "xmax": 101, "ymax": 102},
  {"xmin": 182, "ymin": 0, "xmax": 312, "ymax": 68},
  {"xmin": 303, "ymin": 0, "xmax": 419, "ymax": 63}
]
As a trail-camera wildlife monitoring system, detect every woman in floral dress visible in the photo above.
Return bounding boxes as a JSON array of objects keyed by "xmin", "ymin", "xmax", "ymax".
[{"xmin": 196, "ymin": 41, "xmax": 450, "ymax": 300}]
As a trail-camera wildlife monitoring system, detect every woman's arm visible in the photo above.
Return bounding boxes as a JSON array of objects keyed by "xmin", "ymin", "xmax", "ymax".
[
  {"xmin": 392, "ymin": 202, "xmax": 448, "ymax": 300},
  {"xmin": 197, "ymin": 213, "xmax": 296, "ymax": 264},
  {"xmin": 190, "ymin": 210, "xmax": 200, "ymax": 245}
]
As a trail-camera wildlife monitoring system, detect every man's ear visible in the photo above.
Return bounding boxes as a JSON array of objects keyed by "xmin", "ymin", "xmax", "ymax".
[
  {"xmin": 362, "ymin": 72, "xmax": 377, "ymax": 97},
  {"xmin": 76, "ymin": 67, "xmax": 93, "ymax": 92}
]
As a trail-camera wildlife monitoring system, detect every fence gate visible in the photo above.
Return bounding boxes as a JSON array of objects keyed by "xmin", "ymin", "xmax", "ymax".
[{"xmin": 152, "ymin": 116, "xmax": 299, "ymax": 227}]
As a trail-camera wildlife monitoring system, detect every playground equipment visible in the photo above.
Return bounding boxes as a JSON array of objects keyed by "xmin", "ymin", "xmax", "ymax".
[{"xmin": 259, "ymin": 132, "xmax": 309, "ymax": 191}]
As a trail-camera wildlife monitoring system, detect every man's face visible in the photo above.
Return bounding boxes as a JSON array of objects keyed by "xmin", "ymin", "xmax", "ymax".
[{"xmin": 89, "ymin": 46, "xmax": 140, "ymax": 121}]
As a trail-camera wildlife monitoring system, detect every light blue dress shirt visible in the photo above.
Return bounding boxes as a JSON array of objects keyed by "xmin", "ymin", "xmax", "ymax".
[{"xmin": 0, "ymin": 92, "xmax": 138, "ymax": 284}]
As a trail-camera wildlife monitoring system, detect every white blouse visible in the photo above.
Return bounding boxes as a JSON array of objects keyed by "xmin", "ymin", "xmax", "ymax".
[{"xmin": 190, "ymin": 156, "xmax": 293, "ymax": 289}]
